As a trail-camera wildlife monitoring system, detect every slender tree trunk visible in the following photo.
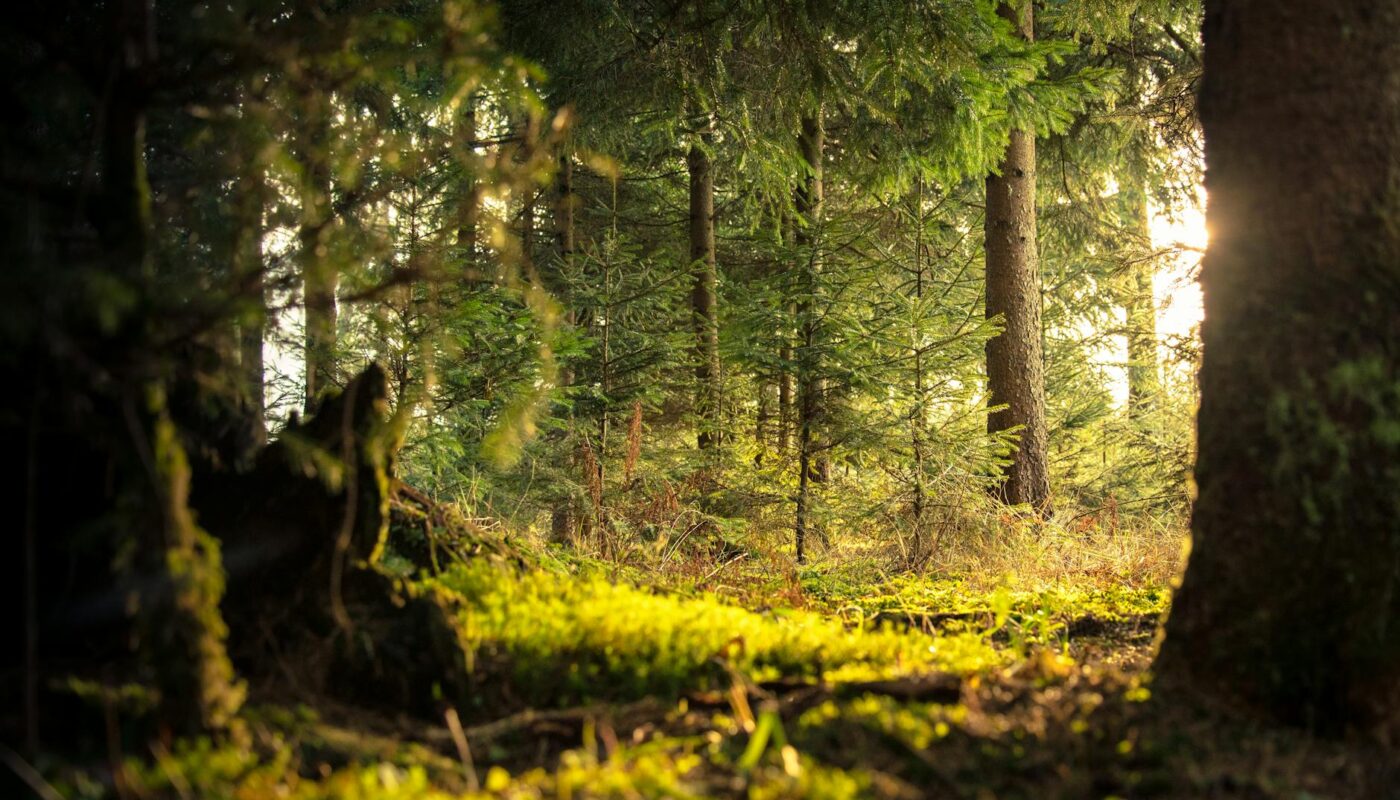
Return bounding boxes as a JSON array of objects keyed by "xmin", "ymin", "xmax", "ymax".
[
  {"xmin": 456, "ymin": 96, "xmax": 479, "ymax": 265},
  {"xmin": 910, "ymin": 180, "xmax": 927, "ymax": 541},
  {"xmin": 520, "ymin": 187, "xmax": 537, "ymax": 279},
  {"xmin": 755, "ymin": 378, "xmax": 771, "ymax": 466},
  {"xmin": 983, "ymin": 1, "xmax": 1050, "ymax": 512},
  {"xmin": 555, "ymin": 151, "xmax": 576, "ymax": 273},
  {"xmin": 793, "ymin": 110, "xmax": 824, "ymax": 563},
  {"xmin": 301, "ymin": 94, "xmax": 336, "ymax": 411},
  {"xmin": 1156, "ymin": 0, "xmax": 1400, "ymax": 735},
  {"xmin": 552, "ymin": 147, "xmax": 578, "ymax": 386},
  {"xmin": 550, "ymin": 149, "xmax": 577, "ymax": 543},
  {"xmin": 235, "ymin": 161, "xmax": 266, "ymax": 447},
  {"xmin": 777, "ymin": 351, "xmax": 793, "ymax": 454},
  {"xmin": 1125, "ymin": 187, "xmax": 1159, "ymax": 417},
  {"xmin": 778, "ymin": 214, "xmax": 795, "ymax": 455},
  {"xmin": 795, "ymin": 424, "xmax": 812, "ymax": 564},
  {"xmin": 689, "ymin": 142, "xmax": 722, "ymax": 450}
]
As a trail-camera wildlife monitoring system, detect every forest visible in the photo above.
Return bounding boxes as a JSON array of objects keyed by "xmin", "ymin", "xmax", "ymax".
[{"xmin": 3, "ymin": 0, "xmax": 1398, "ymax": 797}]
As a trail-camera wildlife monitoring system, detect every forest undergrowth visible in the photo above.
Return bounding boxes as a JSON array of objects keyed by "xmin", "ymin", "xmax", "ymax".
[
  {"xmin": 11, "ymin": 0, "xmax": 1400, "ymax": 796},
  {"xmin": 31, "ymin": 498, "xmax": 1392, "ymax": 800}
]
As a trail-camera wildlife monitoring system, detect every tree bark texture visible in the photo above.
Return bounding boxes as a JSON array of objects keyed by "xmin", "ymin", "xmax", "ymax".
[
  {"xmin": 689, "ymin": 142, "xmax": 722, "ymax": 450},
  {"xmin": 1156, "ymin": 0, "xmax": 1400, "ymax": 736},
  {"xmin": 983, "ymin": 1, "xmax": 1050, "ymax": 512},
  {"xmin": 794, "ymin": 111, "xmax": 825, "ymax": 563}
]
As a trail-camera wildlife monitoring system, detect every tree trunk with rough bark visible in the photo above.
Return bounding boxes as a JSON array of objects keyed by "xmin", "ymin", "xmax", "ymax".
[
  {"xmin": 1156, "ymin": 0, "xmax": 1400, "ymax": 737},
  {"xmin": 794, "ymin": 111, "xmax": 825, "ymax": 564},
  {"xmin": 689, "ymin": 142, "xmax": 722, "ymax": 450},
  {"xmin": 984, "ymin": 1, "xmax": 1050, "ymax": 512}
]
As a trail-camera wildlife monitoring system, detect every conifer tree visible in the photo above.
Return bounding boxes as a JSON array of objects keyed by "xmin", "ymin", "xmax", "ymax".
[{"xmin": 984, "ymin": 0, "xmax": 1052, "ymax": 513}]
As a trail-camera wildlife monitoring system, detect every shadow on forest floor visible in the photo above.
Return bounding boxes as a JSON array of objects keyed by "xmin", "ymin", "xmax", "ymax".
[{"xmin": 32, "ymin": 542, "xmax": 1397, "ymax": 800}]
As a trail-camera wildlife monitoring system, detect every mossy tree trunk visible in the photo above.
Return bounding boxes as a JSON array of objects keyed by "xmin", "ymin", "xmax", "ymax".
[
  {"xmin": 104, "ymin": 0, "xmax": 244, "ymax": 737},
  {"xmin": 1156, "ymin": 0, "xmax": 1400, "ymax": 736},
  {"xmin": 984, "ymin": 1, "xmax": 1051, "ymax": 513}
]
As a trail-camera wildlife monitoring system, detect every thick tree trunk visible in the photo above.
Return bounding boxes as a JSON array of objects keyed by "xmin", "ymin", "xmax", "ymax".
[
  {"xmin": 794, "ymin": 111, "xmax": 824, "ymax": 563},
  {"xmin": 983, "ymin": 1, "xmax": 1050, "ymax": 512},
  {"xmin": 1124, "ymin": 188, "xmax": 1159, "ymax": 417},
  {"xmin": 1156, "ymin": 0, "xmax": 1400, "ymax": 736},
  {"xmin": 689, "ymin": 142, "xmax": 722, "ymax": 450},
  {"xmin": 111, "ymin": 0, "xmax": 243, "ymax": 736}
]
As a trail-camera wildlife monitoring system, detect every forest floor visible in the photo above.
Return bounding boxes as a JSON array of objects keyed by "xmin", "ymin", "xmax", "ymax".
[{"xmin": 37, "ymin": 530, "xmax": 1398, "ymax": 799}]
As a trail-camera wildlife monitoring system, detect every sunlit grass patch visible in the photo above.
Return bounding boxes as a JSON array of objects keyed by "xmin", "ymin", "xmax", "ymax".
[
  {"xmin": 431, "ymin": 561, "xmax": 1006, "ymax": 708},
  {"xmin": 804, "ymin": 571, "xmax": 1169, "ymax": 627}
]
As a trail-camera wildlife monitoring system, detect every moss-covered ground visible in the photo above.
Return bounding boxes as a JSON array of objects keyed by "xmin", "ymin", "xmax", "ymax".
[{"xmin": 33, "ymin": 549, "xmax": 1397, "ymax": 799}]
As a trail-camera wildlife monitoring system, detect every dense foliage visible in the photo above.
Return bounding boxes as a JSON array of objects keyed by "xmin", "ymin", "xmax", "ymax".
[{"xmin": 32, "ymin": 0, "xmax": 1383, "ymax": 797}]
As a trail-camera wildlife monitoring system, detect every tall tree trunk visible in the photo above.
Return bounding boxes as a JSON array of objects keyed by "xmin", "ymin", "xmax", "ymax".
[
  {"xmin": 689, "ymin": 142, "xmax": 722, "ymax": 450},
  {"xmin": 1156, "ymin": 0, "xmax": 1400, "ymax": 735},
  {"xmin": 794, "ymin": 110, "xmax": 824, "ymax": 563},
  {"xmin": 301, "ymin": 94, "xmax": 336, "ymax": 411},
  {"xmin": 555, "ymin": 151, "xmax": 575, "ymax": 265},
  {"xmin": 910, "ymin": 179, "xmax": 928, "ymax": 542},
  {"xmin": 755, "ymin": 378, "xmax": 772, "ymax": 466},
  {"xmin": 109, "ymin": 0, "xmax": 243, "ymax": 736},
  {"xmin": 777, "ymin": 349, "xmax": 793, "ymax": 454},
  {"xmin": 456, "ymin": 96, "xmax": 479, "ymax": 265},
  {"xmin": 1124, "ymin": 186, "xmax": 1159, "ymax": 416},
  {"xmin": 235, "ymin": 161, "xmax": 266, "ymax": 447},
  {"xmin": 778, "ymin": 213, "xmax": 795, "ymax": 455},
  {"xmin": 550, "ymin": 149, "xmax": 577, "ymax": 543},
  {"xmin": 983, "ymin": 1, "xmax": 1050, "ymax": 512}
]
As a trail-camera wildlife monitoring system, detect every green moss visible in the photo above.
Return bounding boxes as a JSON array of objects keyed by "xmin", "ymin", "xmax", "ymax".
[
  {"xmin": 430, "ymin": 562, "xmax": 1005, "ymax": 706},
  {"xmin": 806, "ymin": 573, "xmax": 1166, "ymax": 631}
]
